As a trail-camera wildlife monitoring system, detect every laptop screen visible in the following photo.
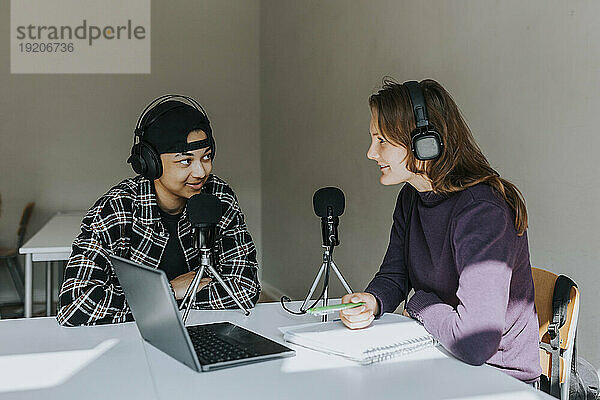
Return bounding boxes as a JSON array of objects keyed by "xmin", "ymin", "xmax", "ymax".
[{"xmin": 110, "ymin": 255, "xmax": 200, "ymax": 371}]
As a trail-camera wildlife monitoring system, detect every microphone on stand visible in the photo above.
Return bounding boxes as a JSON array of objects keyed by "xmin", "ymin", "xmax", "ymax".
[
  {"xmin": 187, "ymin": 193, "xmax": 222, "ymax": 249},
  {"xmin": 281, "ymin": 187, "xmax": 352, "ymax": 319},
  {"xmin": 313, "ymin": 187, "xmax": 345, "ymax": 247},
  {"xmin": 180, "ymin": 193, "xmax": 251, "ymax": 322}
]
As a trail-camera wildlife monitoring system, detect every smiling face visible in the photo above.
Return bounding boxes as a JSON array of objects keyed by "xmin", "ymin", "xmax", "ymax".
[
  {"xmin": 366, "ymin": 109, "xmax": 433, "ymax": 191},
  {"xmin": 366, "ymin": 110, "xmax": 414, "ymax": 186},
  {"xmin": 154, "ymin": 130, "xmax": 213, "ymax": 214}
]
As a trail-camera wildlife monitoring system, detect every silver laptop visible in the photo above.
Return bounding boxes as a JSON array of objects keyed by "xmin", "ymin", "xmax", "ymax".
[{"xmin": 110, "ymin": 255, "xmax": 295, "ymax": 372}]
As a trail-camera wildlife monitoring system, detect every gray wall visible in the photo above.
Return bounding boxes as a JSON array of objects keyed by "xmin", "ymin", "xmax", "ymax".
[
  {"xmin": 0, "ymin": 0, "xmax": 261, "ymax": 301},
  {"xmin": 1, "ymin": 0, "xmax": 598, "ymax": 370},
  {"xmin": 260, "ymin": 0, "xmax": 600, "ymax": 367}
]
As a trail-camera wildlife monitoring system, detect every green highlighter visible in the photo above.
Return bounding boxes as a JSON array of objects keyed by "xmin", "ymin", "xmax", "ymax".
[{"xmin": 307, "ymin": 302, "xmax": 365, "ymax": 316}]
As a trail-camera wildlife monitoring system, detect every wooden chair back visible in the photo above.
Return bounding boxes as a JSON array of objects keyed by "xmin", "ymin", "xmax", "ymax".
[{"xmin": 532, "ymin": 267, "xmax": 580, "ymax": 385}]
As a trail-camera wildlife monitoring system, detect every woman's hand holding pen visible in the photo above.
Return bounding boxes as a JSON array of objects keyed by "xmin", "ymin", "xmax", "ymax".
[{"xmin": 339, "ymin": 292, "xmax": 379, "ymax": 330}]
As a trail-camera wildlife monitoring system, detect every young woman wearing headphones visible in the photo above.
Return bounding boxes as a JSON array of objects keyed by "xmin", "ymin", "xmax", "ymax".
[{"xmin": 340, "ymin": 79, "xmax": 541, "ymax": 383}]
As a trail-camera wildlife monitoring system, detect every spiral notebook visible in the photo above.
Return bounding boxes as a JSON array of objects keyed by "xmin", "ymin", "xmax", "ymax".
[{"xmin": 279, "ymin": 313, "xmax": 437, "ymax": 365}]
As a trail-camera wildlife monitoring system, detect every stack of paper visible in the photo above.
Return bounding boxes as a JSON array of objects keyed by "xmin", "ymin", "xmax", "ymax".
[{"xmin": 279, "ymin": 313, "xmax": 437, "ymax": 365}]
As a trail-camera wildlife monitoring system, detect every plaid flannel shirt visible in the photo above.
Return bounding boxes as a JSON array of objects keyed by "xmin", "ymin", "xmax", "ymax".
[{"xmin": 57, "ymin": 174, "xmax": 260, "ymax": 326}]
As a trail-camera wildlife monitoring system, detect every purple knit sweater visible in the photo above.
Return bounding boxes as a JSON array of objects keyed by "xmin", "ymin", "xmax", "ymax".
[{"xmin": 365, "ymin": 183, "xmax": 542, "ymax": 383}]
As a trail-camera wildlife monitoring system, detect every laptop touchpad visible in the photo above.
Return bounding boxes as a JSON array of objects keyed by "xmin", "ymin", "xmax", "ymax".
[{"xmin": 225, "ymin": 325, "xmax": 265, "ymax": 344}]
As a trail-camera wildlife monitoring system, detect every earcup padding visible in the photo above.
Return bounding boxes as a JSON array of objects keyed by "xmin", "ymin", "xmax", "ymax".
[
  {"xmin": 411, "ymin": 128, "xmax": 443, "ymax": 161},
  {"xmin": 129, "ymin": 141, "xmax": 162, "ymax": 180}
]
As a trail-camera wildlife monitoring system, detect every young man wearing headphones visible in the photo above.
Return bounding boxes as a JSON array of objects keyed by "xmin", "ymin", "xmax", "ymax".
[{"xmin": 57, "ymin": 96, "xmax": 260, "ymax": 326}]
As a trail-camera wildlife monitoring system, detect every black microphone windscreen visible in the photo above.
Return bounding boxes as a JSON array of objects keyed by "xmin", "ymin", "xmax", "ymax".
[
  {"xmin": 313, "ymin": 187, "xmax": 345, "ymax": 217},
  {"xmin": 187, "ymin": 193, "xmax": 222, "ymax": 225}
]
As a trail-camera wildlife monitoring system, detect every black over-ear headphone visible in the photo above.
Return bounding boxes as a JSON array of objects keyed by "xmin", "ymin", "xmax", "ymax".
[
  {"xmin": 404, "ymin": 81, "xmax": 443, "ymax": 161},
  {"xmin": 127, "ymin": 94, "xmax": 213, "ymax": 180}
]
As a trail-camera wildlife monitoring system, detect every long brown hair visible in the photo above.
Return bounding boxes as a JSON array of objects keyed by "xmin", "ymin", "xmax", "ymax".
[{"xmin": 369, "ymin": 78, "xmax": 528, "ymax": 235}]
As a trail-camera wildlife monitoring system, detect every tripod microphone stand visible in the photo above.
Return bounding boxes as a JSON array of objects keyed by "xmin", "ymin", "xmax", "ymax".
[
  {"xmin": 299, "ymin": 242, "xmax": 353, "ymax": 322},
  {"xmin": 180, "ymin": 246, "xmax": 251, "ymax": 324},
  {"xmin": 179, "ymin": 193, "xmax": 251, "ymax": 325}
]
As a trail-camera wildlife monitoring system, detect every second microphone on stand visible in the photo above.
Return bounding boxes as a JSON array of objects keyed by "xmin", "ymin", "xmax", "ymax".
[
  {"xmin": 313, "ymin": 187, "xmax": 345, "ymax": 247},
  {"xmin": 280, "ymin": 186, "xmax": 353, "ymax": 321}
]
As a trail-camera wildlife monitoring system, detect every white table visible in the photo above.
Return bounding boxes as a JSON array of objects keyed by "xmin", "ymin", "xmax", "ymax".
[
  {"xmin": 147, "ymin": 302, "xmax": 552, "ymax": 400},
  {"xmin": 0, "ymin": 317, "xmax": 157, "ymax": 399},
  {"xmin": 19, "ymin": 212, "xmax": 85, "ymax": 318},
  {"xmin": 0, "ymin": 301, "xmax": 551, "ymax": 400}
]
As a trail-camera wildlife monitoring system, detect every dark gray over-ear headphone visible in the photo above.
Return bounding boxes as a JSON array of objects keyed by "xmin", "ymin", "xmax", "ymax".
[
  {"xmin": 127, "ymin": 94, "xmax": 213, "ymax": 180},
  {"xmin": 404, "ymin": 81, "xmax": 443, "ymax": 161}
]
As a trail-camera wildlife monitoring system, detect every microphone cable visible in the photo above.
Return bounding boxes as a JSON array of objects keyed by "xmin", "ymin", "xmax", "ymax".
[{"xmin": 280, "ymin": 244, "xmax": 334, "ymax": 315}]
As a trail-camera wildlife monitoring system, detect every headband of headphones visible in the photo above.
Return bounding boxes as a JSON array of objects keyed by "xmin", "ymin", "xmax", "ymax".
[
  {"xmin": 404, "ymin": 81, "xmax": 430, "ymax": 129},
  {"xmin": 135, "ymin": 94, "xmax": 208, "ymax": 131},
  {"xmin": 133, "ymin": 94, "xmax": 215, "ymax": 156}
]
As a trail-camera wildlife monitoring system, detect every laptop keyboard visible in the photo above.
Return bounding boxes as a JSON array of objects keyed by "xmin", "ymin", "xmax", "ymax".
[{"xmin": 186, "ymin": 325, "xmax": 259, "ymax": 365}]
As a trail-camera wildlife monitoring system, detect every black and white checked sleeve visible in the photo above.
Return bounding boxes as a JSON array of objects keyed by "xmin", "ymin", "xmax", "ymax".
[{"xmin": 57, "ymin": 198, "xmax": 133, "ymax": 326}]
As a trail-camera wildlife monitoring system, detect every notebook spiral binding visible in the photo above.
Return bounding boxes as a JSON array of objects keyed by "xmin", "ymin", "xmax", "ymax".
[{"xmin": 361, "ymin": 335, "xmax": 438, "ymax": 365}]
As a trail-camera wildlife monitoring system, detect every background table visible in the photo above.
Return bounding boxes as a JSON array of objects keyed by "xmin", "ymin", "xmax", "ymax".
[{"xmin": 19, "ymin": 212, "xmax": 85, "ymax": 318}]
